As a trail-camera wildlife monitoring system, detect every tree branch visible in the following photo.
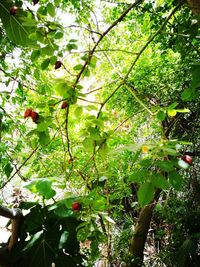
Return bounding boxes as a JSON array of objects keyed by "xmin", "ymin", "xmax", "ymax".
[
  {"xmin": 0, "ymin": 146, "xmax": 40, "ymax": 189},
  {"xmin": 65, "ymin": 105, "xmax": 73, "ymax": 160},
  {"xmin": 73, "ymin": 0, "xmax": 144, "ymax": 88},
  {"xmin": 125, "ymin": 2, "xmax": 183, "ymax": 80}
]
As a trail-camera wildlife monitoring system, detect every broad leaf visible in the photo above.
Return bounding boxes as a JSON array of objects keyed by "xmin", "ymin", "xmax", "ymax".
[
  {"xmin": 36, "ymin": 179, "xmax": 56, "ymax": 199},
  {"xmin": 137, "ymin": 183, "xmax": 154, "ymax": 207},
  {"xmin": 0, "ymin": 1, "xmax": 37, "ymax": 47},
  {"xmin": 151, "ymin": 173, "xmax": 170, "ymax": 190},
  {"xmin": 168, "ymin": 171, "xmax": 184, "ymax": 190}
]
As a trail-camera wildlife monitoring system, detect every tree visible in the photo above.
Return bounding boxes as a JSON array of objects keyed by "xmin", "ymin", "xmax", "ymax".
[{"xmin": 0, "ymin": 0, "xmax": 200, "ymax": 266}]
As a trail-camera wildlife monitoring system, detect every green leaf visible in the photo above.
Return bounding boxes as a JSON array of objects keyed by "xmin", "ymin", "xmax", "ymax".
[
  {"xmin": 191, "ymin": 64, "xmax": 200, "ymax": 88},
  {"xmin": 4, "ymin": 162, "xmax": 13, "ymax": 178},
  {"xmin": 47, "ymin": 3, "xmax": 56, "ymax": 17},
  {"xmin": 0, "ymin": 2, "xmax": 37, "ymax": 47},
  {"xmin": 83, "ymin": 67, "xmax": 90, "ymax": 77},
  {"xmin": 31, "ymin": 50, "xmax": 40, "ymax": 62},
  {"xmin": 89, "ymin": 56, "xmax": 98, "ymax": 68},
  {"xmin": 176, "ymin": 239, "xmax": 196, "ymax": 267},
  {"xmin": 74, "ymin": 106, "xmax": 83, "ymax": 117},
  {"xmin": 23, "ymin": 231, "xmax": 43, "ymax": 251},
  {"xmin": 28, "ymin": 32, "xmax": 37, "ymax": 41},
  {"xmin": 167, "ymin": 109, "xmax": 177, "ymax": 117},
  {"xmin": 21, "ymin": 17, "xmax": 37, "ymax": 27},
  {"xmin": 168, "ymin": 102, "xmax": 178, "ymax": 109},
  {"xmin": 36, "ymin": 179, "xmax": 56, "ymax": 199},
  {"xmin": 41, "ymin": 58, "xmax": 50, "ymax": 70},
  {"xmin": 38, "ymin": 131, "xmax": 50, "ymax": 145},
  {"xmin": 55, "ymin": 31, "xmax": 64, "ymax": 39},
  {"xmin": 53, "ymin": 80, "xmax": 73, "ymax": 97},
  {"xmin": 53, "ymin": 206, "xmax": 73, "ymax": 218},
  {"xmin": 59, "ymin": 231, "xmax": 69, "ymax": 249},
  {"xmin": 50, "ymin": 55, "xmax": 57, "ymax": 64},
  {"xmin": 67, "ymin": 43, "xmax": 78, "ymax": 51},
  {"xmin": 37, "ymin": 6, "xmax": 47, "ymax": 16},
  {"xmin": 24, "ymin": 180, "xmax": 37, "ymax": 193},
  {"xmin": 181, "ymin": 88, "xmax": 198, "ymax": 101},
  {"xmin": 156, "ymin": 160, "xmax": 174, "ymax": 172},
  {"xmin": 20, "ymin": 202, "xmax": 38, "ymax": 210},
  {"xmin": 37, "ymin": 122, "xmax": 48, "ymax": 132},
  {"xmin": 83, "ymin": 137, "xmax": 94, "ymax": 152},
  {"xmin": 137, "ymin": 183, "xmax": 154, "ymax": 207},
  {"xmin": 73, "ymin": 64, "xmax": 83, "ymax": 71},
  {"xmin": 98, "ymin": 141, "xmax": 108, "ymax": 159},
  {"xmin": 129, "ymin": 170, "xmax": 149, "ymax": 183},
  {"xmin": 69, "ymin": 39, "xmax": 77, "ymax": 42},
  {"xmin": 81, "ymin": 55, "xmax": 88, "ymax": 61},
  {"xmin": 151, "ymin": 173, "xmax": 170, "ymax": 190},
  {"xmin": 176, "ymin": 108, "xmax": 190, "ymax": 113},
  {"xmin": 168, "ymin": 171, "xmax": 183, "ymax": 190},
  {"xmin": 157, "ymin": 110, "xmax": 166, "ymax": 121},
  {"xmin": 40, "ymin": 45, "xmax": 54, "ymax": 56},
  {"xmin": 54, "ymin": 0, "xmax": 60, "ymax": 6}
]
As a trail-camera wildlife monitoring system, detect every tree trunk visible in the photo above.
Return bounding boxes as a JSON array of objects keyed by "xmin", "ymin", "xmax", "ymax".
[{"xmin": 126, "ymin": 190, "xmax": 161, "ymax": 267}]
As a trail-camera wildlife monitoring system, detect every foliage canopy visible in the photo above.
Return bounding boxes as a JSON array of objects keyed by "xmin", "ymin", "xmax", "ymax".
[{"xmin": 0, "ymin": 0, "xmax": 200, "ymax": 266}]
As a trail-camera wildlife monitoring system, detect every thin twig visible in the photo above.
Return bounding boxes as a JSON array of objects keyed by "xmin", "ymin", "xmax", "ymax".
[
  {"xmin": 0, "ymin": 146, "xmax": 40, "ymax": 189},
  {"xmin": 97, "ymin": 83, "xmax": 122, "ymax": 118},
  {"xmin": 73, "ymin": 0, "xmax": 143, "ymax": 88},
  {"xmin": 65, "ymin": 105, "xmax": 73, "ymax": 160},
  {"xmin": 114, "ymin": 110, "xmax": 144, "ymax": 132},
  {"xmin": 84, "ymin": 79, "xmax": 119, "ymax": 95},
  {"xmin": 125, "ymin": 2, "xmax": 183, "ymax": 79},
  {"xmin": 67, "ymin": 24, "xmax": 102, "ymax": 36},
  {"xmin": 78, "ymin": 97, "xmax": 102, "ymax": 105}
]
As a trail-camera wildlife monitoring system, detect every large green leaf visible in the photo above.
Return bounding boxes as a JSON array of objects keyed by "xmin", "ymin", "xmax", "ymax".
[
  {"xmin": 0, "ymin": 1, "xmax": 37, "ymax": 47},
  {"xmin": 10, "ymin": 205, "xmax": 83, "ymax": 267},
  {"xmin": 151, "ymin": 173, "xmax": 170, "ymax": 190},
  {"xmin": 156, "ymin": 160, "xmax": 174, "ymax": 172},
  {"xmin": 36, "ymin": 179, "xmax": 56, "ymax": 200},
  {"xmin": 168, "ymin": 171, "xmax": 184, "ymax": 190},
  {"xmin": 137, "ymin": 183, "xmax": 155, "ymax": 207}
]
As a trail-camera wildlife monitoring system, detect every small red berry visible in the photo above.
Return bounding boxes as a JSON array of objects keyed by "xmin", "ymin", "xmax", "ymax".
[
  {"xmin": 61, "ymin": 101, "xmax": 68, "ymax": 109},
  {"xmin": 68, "ymin": 158, "xmax": 73, "ymax": 164},
  {"xmin": 55, "ymin": 61, "xmax": 62, "ymax": 70},
  {"xmin": 31, "ymin": 111, "xmax": 39, "ymax": 123},
  {"xmin": 181, "ymin": 155, "xmax": 193, "ymax": 165},
  {"xmin": 24, "ymin": 108, "xmax": 33, "ymax": 118},
  {"xmin": 10, "ymin": 6, "xmax": 18, "ymax": 15},
  {"xmin": 72, "ymin": 202, "xmax": 81, "ymax": 211}
]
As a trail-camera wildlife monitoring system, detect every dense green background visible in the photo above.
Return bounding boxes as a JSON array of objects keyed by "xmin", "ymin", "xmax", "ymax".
[{"xmin": 0, "ymin": 0, "xmax": 200, "ymax": 266}]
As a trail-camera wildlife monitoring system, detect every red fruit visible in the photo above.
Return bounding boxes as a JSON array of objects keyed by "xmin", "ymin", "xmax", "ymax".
[
  {"xmin": 10, "ymin": 6, "xmax": 18, "ymax": 15},
  {"xmin": 68, "ymin": 158, "xmax": 73, "ymax": 164},
  {"xmin": 24, "ymin": 108, "xmax": 33, "ymax": 118},
  {"xmin": 55, "ymin": 61, "xmax": 62, "ymax": 70},
  {"xmin": 61, "ymin": 101, "xmax": 68, "ymax": 109},
  {"xmin": 72, "ymin": 202, "xmax": 81, "ymax": 211},
  {"xmin": 181, "ymin": 155, "xmax": 193, "ymax": 165},
  {"xmin": 31, "ymin": 111, "xmax": 39, "ymax": 123}
]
